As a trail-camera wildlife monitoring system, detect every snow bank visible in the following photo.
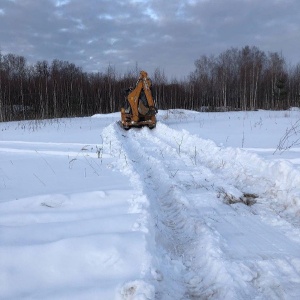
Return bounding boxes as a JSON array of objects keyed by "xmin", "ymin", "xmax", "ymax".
[{"xmin": 154, "ymin": 122, "xmax": 300, "ymax": 217}]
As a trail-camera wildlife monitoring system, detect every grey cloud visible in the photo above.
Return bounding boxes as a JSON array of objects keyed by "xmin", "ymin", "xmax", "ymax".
[{"xmin": 0, "ymin": 0, "xmax": 300, "ymax": 78}]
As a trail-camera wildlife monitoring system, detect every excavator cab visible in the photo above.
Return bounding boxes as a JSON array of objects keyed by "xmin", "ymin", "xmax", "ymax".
[{"xmin": 120, "ymin": 70, "xmax": 157, "ymax": 130}]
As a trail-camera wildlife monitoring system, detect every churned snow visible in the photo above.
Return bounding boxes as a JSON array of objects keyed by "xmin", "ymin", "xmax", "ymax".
[{"xmin": 1, "ymin": 109, "xmax": 300, "ymax": 299}]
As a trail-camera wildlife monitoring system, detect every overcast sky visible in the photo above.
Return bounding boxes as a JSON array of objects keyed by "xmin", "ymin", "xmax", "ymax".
[{"xmin": 0, "ymin": 0, "xmax": 299, "ymax": 78}]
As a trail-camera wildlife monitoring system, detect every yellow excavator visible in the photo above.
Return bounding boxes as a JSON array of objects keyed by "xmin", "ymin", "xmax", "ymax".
[{"xmin": 119, "ymin": 70, "xmax": 157, "ymax": 130}]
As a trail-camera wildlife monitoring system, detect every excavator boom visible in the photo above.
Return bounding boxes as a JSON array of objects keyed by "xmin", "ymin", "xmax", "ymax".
[{"xmin": 120, "ymin": 70, "xmax": 157, "ymax": 129}]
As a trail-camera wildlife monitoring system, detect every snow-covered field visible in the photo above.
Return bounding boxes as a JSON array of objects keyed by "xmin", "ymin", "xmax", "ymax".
[{"xmin": 1, "ymin": 109, "xmax": 300, "ymax": 299}]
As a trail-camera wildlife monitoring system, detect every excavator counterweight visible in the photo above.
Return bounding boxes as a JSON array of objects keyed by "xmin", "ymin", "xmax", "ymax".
[{"xmin": 119, "ymin": 70, "xmax": 157, "ymax": 130}]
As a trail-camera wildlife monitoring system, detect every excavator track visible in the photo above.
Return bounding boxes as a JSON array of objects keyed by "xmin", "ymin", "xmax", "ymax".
[
  {"xmin": 118, "ymin": 120, "xmax": 156, "ymax": 130},
  {"xmin": 103, "ymin": 121, "xmax": 300, "ymax": 299}
]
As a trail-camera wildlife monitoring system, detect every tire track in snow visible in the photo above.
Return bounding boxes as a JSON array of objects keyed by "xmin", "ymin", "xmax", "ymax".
[
  {"xmin": 149, "ymin": 123, "xmax": 300, "ymax": 298},
  {"xmin": 103, "ymin": 122, "xmax": 300, "ymax": 300}
]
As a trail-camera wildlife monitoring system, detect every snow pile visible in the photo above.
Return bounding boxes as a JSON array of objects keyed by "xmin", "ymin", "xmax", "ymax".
[{"xmin": 154, "ymin": 122, "xmax": 300, "ymax": 216}]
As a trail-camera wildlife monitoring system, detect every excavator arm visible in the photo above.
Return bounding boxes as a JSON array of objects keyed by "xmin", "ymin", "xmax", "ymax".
[{"xmin": 120, "ymin": 70, "xmax": 157, "ymax": 129}]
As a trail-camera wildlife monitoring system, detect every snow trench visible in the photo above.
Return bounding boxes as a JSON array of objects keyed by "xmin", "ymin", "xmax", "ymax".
[{"xmin": 103, "ymin": 121, "xmax": 300, "ymax": 300}]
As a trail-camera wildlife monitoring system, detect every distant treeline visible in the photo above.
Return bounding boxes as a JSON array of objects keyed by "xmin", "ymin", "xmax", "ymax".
[{"xmin": 0, "ymin": 45, "xmax": 300, "ymax": 121}]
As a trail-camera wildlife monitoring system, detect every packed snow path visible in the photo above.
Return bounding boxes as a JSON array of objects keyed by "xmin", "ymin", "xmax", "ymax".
[{"xmin": 104, "ymin": 121, "xmax": 300, "ymax": 300}]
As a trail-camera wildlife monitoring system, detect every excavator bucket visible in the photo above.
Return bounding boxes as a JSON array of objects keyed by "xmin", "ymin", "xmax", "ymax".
[{"xmin": 120, "ymin": 70, "xmax": 157, "ymax": 130}]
